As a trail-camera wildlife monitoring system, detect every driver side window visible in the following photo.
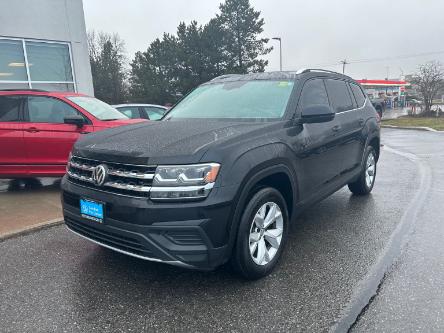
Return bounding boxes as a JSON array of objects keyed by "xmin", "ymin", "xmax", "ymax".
[
  {"xmin": 27, "ymin": 96, "xmax": 81, "ymax": 123},
  {"xmin": 300, "ymin": 79, "xmax": 329, "ymax": 109}
]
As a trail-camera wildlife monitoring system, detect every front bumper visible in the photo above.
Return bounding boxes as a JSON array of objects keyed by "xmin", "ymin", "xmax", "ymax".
[{"xmin": 61, "ymin": 176, "xmax": 237, "ymax": 270}]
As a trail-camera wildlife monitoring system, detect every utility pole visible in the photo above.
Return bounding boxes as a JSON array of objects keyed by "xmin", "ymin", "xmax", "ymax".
[
  {"xmin": 340, "ymin": 59, "xmax": 349, "ymax": 74},
  {"xmin": 272, "ymin": 37, "xmax": 282, "ymax": 71}
]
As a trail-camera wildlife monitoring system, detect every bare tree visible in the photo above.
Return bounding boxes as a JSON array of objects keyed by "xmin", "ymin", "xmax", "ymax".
[
  {"xmin": 412, "ymin": 61, "xmax": 444, "ymax": 116},
  {"xmin": 87, "ymin": 30, "xmax": 128, "ymax": 104}
]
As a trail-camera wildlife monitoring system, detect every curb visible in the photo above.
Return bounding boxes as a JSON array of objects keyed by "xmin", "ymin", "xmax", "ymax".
[
  {"xmin": 0, "ymin": 218, "xmax": 64, "ymax": 242},
  {"xmin": 381, "ymin": 124, "xmax": 442, "ymax": 132}
]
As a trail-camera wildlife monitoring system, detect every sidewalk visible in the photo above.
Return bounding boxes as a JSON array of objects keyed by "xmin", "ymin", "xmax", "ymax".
[
  {"xmin": 0, "ymin": 178, "xmax": 63, "ymax": 238},
  {"xmin": 382, "ymin": 107, "xmax": 408, "ymax": 120}
]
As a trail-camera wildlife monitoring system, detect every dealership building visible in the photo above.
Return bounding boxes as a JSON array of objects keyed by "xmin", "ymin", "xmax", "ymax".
[{"xmin": 0, "ymin": 0, "xmax": 93, "ymax": 95}]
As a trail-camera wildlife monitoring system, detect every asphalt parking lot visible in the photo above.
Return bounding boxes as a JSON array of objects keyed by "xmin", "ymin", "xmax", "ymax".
[{"xmin": 1, "ymin": 128, "xmax": 444, "ymax": 332}]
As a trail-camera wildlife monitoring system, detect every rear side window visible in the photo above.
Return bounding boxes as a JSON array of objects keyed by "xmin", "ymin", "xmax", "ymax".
[
  {"xmin": 143, "ymin": 106, "xmax": 166, "ymax": 120},
  {"xmin": 117, "ymin": 106, "xmax": 141, "ymax": 119},
  {"xmin": 27, "ymin": 96, "xmax": 81, "ymax": 123},
  {"xmin": 0, "ymin": 96, "xmax": 21, "ymax": 122},
  {"xmin": 350, "ymin": 83, "xmax": 366, "ymax": 107},
  {"xmin": 325, "ymin": 79, "xmax": 354, "ymax": 113},
  {"xmin": 299, "ymin": 79, "xmax": 329, "ymax": 109}
]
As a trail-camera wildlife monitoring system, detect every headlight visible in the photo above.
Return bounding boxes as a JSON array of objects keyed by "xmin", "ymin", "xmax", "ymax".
[{"xmin": 150, "ymin": 163, "xmax": 220, "ymax": 200}]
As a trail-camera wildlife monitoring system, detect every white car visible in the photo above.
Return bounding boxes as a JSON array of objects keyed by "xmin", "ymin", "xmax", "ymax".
[{"xmin": 113, "ymin": 104, "xmax": 168, "ymax": 120}]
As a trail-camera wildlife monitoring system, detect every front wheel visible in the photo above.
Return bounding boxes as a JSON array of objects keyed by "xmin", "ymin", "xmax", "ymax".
[
  {"xmin": 231, "ymin": 187, "xmax": 289, "ymax": 280},
  {"xmin": 348, "ymin": 146, "xmax": 377, "ymax": 195}
]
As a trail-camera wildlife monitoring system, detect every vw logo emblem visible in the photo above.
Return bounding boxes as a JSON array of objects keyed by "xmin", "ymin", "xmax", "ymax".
[{"xmin": 92, "ymin": 164, "xmax": 108, "ymax": 186}]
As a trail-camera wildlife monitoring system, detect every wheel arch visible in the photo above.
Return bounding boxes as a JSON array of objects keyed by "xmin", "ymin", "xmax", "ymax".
[{"xmin": 226, "ymin": 162, "xmax": 299, "ymax": 256}]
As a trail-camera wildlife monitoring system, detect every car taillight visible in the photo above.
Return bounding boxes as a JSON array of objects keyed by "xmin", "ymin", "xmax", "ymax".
[{"xmin": 376, "ymin": 112, "xmax": 381, "ymax": 124}]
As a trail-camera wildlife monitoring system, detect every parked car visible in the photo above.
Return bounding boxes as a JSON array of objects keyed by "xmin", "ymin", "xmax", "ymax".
[
  {"xmin": 113, "ymin": 104, "xmax": 168, "ymax": 120},
  {"xmin": 369, "ymin": 97, "xmax": 385, "ymax": 118},
  {"xmin": 62, "ymin": 69, "xmax": 380, "ymax": 279},
  {"xmin": 0, "ymin": 90, "xmax": 145, "ymax": 178}
]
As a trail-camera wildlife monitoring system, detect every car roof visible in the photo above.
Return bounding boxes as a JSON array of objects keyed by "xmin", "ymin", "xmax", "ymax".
[
  {"xmin": 113, "ymin": 103, "xmax": 167, "ymax": 109},
  {"xmin": 208, "ymin": 69, "xmax": 355, "ymax": 84},
  {"xmin": 0, "ymin": 90, "xmax": 88, "ymax": 98}
]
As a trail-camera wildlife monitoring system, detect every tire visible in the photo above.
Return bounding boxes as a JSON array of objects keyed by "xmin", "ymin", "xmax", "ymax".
[
  {"xmin": 348, "ymin": 146, "xmax": 377, "ymax": 195},
  {"xmin": 231, "ymin": 187, "xmax": 289, "ymax": 280}
]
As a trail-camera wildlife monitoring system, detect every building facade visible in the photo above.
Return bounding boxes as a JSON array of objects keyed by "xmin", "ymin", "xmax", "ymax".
[
  {"xmin": 0, "ymin": 0, "xmax": 93, "ymax": 95},
  {"xmin": 357, "ymin": 79, "xmax": 410, "ymax": 108}
]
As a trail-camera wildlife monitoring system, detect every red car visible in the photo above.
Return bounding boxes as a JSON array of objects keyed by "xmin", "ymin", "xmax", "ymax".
[{"xmin": 0, "ymin": 90, "xmax": 145, "ymax": 178}]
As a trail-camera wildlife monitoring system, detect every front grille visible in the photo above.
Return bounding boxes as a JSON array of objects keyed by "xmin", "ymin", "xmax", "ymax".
[
  {"xmin": 67, "ymin": 156, "xmax": 156, "ymax": 197},
  {"xmin": 65, "ymin": 217, "xmax": 156, "ymax": 258}
]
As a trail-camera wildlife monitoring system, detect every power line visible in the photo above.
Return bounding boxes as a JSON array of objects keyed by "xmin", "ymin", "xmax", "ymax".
[
  {"xmin": 348, "ymin": 50, "xmax": 444, "ymax": 64},
  {"xmin": 302, "ymin": 50, "xmax": 444, "ymax": 69}
]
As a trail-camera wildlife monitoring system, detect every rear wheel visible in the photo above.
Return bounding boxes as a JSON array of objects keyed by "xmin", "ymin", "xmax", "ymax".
[
  {"xmin": 231, "ymin": 187, "xmax": 289, "ymax": 280},
  {"xmin": 348, "ymin": 146, "xmax": 377, "ymax": 195}
]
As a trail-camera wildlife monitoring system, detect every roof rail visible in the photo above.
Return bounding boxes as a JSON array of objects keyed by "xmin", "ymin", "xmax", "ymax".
[
  {"xmin": 0, "ymin": 88, "xmax": 48, "ymax": 92},
  {"xmin": 211, "ymin": 74, "xmax": 243, "ymax": 81},
  {"xmin": 296, "ymin": 68, "xmax": 343, "ymax": 75}
]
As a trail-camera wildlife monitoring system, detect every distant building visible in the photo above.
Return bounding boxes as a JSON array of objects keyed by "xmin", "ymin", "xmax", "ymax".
[
  {"xmin": 0, "ymin": 0, "xmax": 93, "ymax": 95},
  {"xmin": 356, "ymin": 79, "xmax": 410, "ymax": 99}
]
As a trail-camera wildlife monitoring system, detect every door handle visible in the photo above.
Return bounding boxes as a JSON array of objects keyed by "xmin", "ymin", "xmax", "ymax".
[
  {"xmin": 332, "ymin": 125, "xmax": 341, "ymax": 132},
  {"xmin": 358, "ymin": 118, "xmax": 365, "ymax": 126},
  {"xmin": 25, "ymin": 127, "xmax": 39, "ymax": 133}
]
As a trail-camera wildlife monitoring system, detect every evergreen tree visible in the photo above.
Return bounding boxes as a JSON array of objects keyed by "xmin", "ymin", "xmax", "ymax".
[
  {"xmin": 130, "ymin": 34, "xmax": 180, "ymax": 104},
  {"xmin": 217, "ymin": 0, "xmax": 272, "ymax": 73},
  {"xmin": 129, "ymin": 0, "xmax": 271, "ymax": 104}
]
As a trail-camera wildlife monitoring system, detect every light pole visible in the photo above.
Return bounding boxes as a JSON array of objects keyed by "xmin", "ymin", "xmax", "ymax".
[{"xmin": 272, "ymin": 37, "xmax": 282, "ymax": 71}]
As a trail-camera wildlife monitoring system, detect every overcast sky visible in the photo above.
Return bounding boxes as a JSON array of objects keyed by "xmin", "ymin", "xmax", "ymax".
[{"xmin": 83, "ymin": 0, "xmax": 444, "ymax": 80}]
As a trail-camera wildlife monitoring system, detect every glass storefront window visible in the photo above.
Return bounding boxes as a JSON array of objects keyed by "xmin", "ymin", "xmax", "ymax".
[
  {"xmin": 0, "ymin": 38, "xmax": 75, "ymax": 92},
  {"xmin": 26, "ymin": 41, "xmax": 73, "ymax": 82},
  {"xmin": 0, "ymin": 39, "xmax": 28, "ymax": 81}
]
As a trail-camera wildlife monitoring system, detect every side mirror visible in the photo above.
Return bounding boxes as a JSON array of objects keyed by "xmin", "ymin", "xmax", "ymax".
[
  {"xmin": 300, "ymin": 105, "xmax": 335, "ymax": 124},
  {"xmin": 64, "ymin": 115, "xmax": 85, "ymax": 127}
]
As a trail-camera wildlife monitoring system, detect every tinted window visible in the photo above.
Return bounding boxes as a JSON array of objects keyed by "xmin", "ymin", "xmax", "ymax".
[
  {"xmin": 300, "ymin": 79, "xmax": 329, "ymax": 109},
  {"xmin": 27, "ymin": 96, "xmax": 80, "ymax": 123},
  {"xmin": 143, "ymin": 106, "xmax": 166, "ymax": 120},
  {"xmin": 350, "ymin": 83, "xmax": 366, "ymax": 107},
  {"xmin": 325, "ymin": 79, "xmax": 354, "ymax": 113},
  {"xmin": 117, "ymin": 106, "xmax": 141, "ymax": 119},
  {"xmin": 0, "ymin": 96, "xmax": 21, "ymax": 122}
]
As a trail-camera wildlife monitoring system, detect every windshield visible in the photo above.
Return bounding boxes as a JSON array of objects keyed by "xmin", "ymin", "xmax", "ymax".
[
  {"xmin": 165, "ymin": 80, "xmax": 294, "ymax": 120},
  {"xmin": 67, "ymin": 96, "xmax": 128, "ymax": 121}
]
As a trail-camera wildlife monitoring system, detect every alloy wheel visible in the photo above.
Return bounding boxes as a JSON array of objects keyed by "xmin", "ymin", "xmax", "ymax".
[
  {"xmin": 365, "ymin": 152, "xmax": 376, "ymax": 188},
  {"xmin": 248, "ymin": 202, "xmax": 284, "ymax": 266}
]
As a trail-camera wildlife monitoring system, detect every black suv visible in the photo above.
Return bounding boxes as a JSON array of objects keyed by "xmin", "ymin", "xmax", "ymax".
[{"xmin": 62, "ymin": 69, "xmax": 380, "ymax": 279}]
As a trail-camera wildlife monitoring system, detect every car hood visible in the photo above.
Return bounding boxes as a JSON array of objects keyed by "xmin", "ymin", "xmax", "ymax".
[
  {"xmin": 74, "ymin": 119, "xmax": 279, "ymax": 165},
  {"xmin": 96, "ymin": 118, "xmax": 147, "ymax": 128}
]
